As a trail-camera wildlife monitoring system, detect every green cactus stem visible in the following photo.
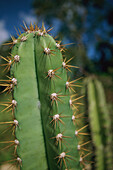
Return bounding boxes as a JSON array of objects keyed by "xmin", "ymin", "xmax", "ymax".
[
  {"xmin": 0, "ymin": 23, "xmax": 91, "ymax": 170},
  {"xmin": 87, "ymin": 78, "xmax": 113, "ymax": 170}
]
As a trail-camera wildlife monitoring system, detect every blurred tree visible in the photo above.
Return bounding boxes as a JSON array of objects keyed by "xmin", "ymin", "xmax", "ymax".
[
  {"xmin": 33, "ymin": 0, "xmax": 113, "ymax": 74},
  {"xmin": 0, "ymin": 44, "xmax": 11, "ymax": 57},
  {"xmin": 95, "ymin": 41, "xmax": 113, "ymax": 72}
]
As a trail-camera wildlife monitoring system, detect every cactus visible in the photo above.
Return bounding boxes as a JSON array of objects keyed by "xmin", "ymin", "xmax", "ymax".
[
  {"xmin": 0, "ymin": 23, "xmax": 91, "ymax": 170},
  {"xmin": 87, "ymin": 77, "xmax": 113, "ymax": 170}
]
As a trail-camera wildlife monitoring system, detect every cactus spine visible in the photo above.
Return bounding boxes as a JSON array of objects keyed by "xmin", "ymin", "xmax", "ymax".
[{"xmin": 0, "ymin": 23, "xmax": 91, "ymax": 170}]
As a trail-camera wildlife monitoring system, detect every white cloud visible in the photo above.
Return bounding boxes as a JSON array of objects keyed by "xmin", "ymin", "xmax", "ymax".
[
  {"xmin": 19, "ymin": 12, "xmax": 37, "ymax": 24},
  {"xmin": 0, "ymin": 20, "xmax": 9, "ymax": 44}
]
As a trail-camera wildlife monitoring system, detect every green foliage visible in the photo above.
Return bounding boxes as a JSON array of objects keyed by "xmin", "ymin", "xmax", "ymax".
[{"xmin": 0, "ymin": 93, "xmax": 14, "ymax": 163}]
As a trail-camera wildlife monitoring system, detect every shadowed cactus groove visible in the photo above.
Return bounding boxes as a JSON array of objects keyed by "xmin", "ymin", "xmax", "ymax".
[{"xmin": 0, "ymin": 23, "xmax": 92, "ymax": 170}]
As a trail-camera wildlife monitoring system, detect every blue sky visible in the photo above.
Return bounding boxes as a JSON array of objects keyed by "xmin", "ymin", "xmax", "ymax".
[{"xmin": 0, "ymin": 0, "xmax": 37, "ymax": 44}]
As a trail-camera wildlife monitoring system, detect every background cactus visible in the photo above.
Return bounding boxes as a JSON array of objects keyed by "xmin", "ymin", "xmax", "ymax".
[
  {"xmin": 85, "ymin": 77, "xmax": 113, "ymax": 170},
  {"xmin": 0, "ymin": 23, "xmax": 91, "ymax": 170}
]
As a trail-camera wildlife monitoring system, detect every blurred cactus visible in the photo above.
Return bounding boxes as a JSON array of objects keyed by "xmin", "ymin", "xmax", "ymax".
[
  {"xmin": 87, "ymin": 78, "xmax": 113, "ymax": 170},
  {"xmin": 0, "ymin": 23, "xmax": 92, "ymax": 170}
]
